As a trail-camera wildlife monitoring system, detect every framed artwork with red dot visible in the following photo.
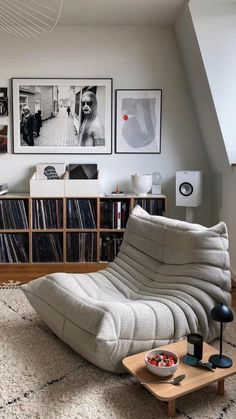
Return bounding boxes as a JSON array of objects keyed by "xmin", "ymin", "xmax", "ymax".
[{"xmin": 115, "ymin": 89, "xmax": 162, "ymax": 154}]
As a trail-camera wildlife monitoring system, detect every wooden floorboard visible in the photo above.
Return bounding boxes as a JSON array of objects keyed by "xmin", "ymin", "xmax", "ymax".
[{"xmin": 0, "ymin": 263, "xmax": 108, "ymax": 284}]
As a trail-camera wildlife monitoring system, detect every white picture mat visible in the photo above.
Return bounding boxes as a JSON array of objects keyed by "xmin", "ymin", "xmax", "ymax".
[{"xmin": 116, "ymin": 89, "xmax": 162, "ymax": 153}]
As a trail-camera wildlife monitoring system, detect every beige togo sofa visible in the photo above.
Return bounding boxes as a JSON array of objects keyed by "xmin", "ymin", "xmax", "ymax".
[{"xmin": 21, "ymin": 206, "xmax": 231, "ymax": 373}]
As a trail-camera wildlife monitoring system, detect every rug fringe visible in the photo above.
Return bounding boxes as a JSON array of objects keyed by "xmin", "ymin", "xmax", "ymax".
[{"xmin": 0, "ymin": 281, "xmax": 21, "ymax": 289}]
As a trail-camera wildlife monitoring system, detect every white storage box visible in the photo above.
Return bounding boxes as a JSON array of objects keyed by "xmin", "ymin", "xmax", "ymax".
[
  {"xmin": 64, "ymin": 171, "xmax": 99, "ymax": 197},
  {"xmin": 30, "ymin": 172, "xmax": 65, "ymax": 197}
]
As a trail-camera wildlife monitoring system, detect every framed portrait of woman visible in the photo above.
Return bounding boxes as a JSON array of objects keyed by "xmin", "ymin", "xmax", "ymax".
[{"xmin": 12, "ymin": 78, "xmax": 112, "ymax": 154}]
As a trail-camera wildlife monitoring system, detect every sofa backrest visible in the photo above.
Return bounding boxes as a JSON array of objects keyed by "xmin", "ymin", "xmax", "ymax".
[{"xmin": 121, "ymin": 205, "xmax": 229, "ymax": 271}]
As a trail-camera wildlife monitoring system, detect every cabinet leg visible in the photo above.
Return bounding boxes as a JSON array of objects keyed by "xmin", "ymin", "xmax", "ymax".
[
  {"xmin": 218, "ymin": 379, "xmax": 224, "ymax": 395},
  {"xmin": 168, "ymin": 399, "xmax": 176, "ymax": 417}
]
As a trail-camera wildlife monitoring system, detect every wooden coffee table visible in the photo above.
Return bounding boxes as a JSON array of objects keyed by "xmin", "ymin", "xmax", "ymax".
[{"xmin": 123, "ymin": 340, "xmax": 236, "ymax": 417}]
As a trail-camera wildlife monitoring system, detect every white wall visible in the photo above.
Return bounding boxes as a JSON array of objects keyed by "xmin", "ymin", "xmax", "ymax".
[
  {"xmin": 189, "ymin": 0, "xmax": 236, "ymax": 165},
  {"xmin": 175, "ymin": 2, "xmax": 236, "ymax": 279},
  {"xmin": 0, "ymin": 25, "xmax": 212, "ymax": 223}
]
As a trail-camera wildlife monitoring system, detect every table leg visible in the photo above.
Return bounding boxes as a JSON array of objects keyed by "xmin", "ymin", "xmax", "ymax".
[
  {"xmin": 168, "ymin": 399, "xmax": 176, "ymax": 417},
  {"xmin": 218, "ymin": 379, "xmax": 224, "ymax": 396}
]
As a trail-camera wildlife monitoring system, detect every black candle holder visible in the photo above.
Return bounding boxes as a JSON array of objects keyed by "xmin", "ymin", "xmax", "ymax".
[{"xmin": 187, "ymin": 333, "xmax": 203, "ymax": 361}]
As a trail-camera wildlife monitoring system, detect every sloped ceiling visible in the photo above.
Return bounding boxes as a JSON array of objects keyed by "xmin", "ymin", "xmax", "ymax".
[{"xmin": 58, "ymin": 0, "xmax": 186, "ymax": 26}]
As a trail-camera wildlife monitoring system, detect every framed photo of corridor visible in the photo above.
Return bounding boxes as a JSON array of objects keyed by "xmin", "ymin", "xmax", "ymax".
[{"xmin": 12, "ymin": 78, "xmax": 112, "ymax": 154}]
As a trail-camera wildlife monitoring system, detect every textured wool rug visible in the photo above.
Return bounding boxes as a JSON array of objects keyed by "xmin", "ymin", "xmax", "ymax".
[{"xmin": 0, "ymin": 285, "xmax": 236, "ymax": 419}]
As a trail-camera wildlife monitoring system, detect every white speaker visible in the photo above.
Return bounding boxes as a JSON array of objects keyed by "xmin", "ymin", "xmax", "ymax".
[{"xmin": 176, "ymin": 171, "xmax": 202, "ymax": 207}]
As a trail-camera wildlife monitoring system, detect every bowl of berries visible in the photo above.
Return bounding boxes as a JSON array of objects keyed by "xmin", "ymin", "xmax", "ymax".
[{"xmin": 145, "ymin": 349, "xmax": 179, "ymax": 377}]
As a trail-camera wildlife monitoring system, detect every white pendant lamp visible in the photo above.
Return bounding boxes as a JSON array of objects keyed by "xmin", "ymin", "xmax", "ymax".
[{"xmin": 0, "ymin": 0, "xmax": 63, "ymax": 38}]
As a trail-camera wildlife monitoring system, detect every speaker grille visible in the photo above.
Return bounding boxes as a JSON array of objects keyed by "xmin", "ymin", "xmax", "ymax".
[{"xmin": 179, "ymin": 182, "xmax": 193, "ymax": 197}]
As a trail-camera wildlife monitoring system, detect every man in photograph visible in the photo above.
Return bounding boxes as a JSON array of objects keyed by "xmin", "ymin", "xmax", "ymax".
[
  {"xmin": 66, "ymin": 106, "xmax": 71, "ymax": 117},
  {"xmin": 35, "ymin": 110, "xmax": 42, "ymax": 137},
  {"xmin": 20, "ymin": 106, "xmax": 36, "ymax": 146},
  {"xmin": 0, "ymin": 99, "xmax": 8, "ymax": 116},
  {"xmin": 0, "ymin": 88, "xmax": 8, "ymax": 116},
  {"xmin": 78, "ymin": 91, "xmax": 105, "ymax": 147}
]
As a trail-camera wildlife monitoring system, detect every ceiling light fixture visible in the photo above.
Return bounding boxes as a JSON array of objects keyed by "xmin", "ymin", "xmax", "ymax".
[{"xmin": 0, "ymin": 0, "xmax": 63, "ymax": 38}]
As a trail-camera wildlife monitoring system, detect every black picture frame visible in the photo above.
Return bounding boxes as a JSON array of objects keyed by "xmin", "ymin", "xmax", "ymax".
[
  {"xmin": 115, "ymin": 89, "xmax": 162, "ymax": 154},
  {"xmin": 12, "ymin": 78, "xmax": 112, "ymax": 154}
]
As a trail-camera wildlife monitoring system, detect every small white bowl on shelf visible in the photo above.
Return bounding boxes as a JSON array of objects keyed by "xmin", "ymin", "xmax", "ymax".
[
  {"xmin": 145, "ymin": 349, "xmax": 179, "ymax": 377},
  {"xmin": 131, "ymin": 174, "xmax": 152, "ymax": 195}
]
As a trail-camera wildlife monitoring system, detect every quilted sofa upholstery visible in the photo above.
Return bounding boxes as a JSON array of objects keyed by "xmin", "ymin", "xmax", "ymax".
[{"xmin": 21, "ymin": 206, "xmax": 232, "ymax": 373}]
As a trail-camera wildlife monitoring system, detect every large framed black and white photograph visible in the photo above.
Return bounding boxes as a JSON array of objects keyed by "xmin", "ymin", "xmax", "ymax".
[
  {"xmin": 12, "ymin": 78, "xmax": 112, "ymax": 154},
  {"xmin": 115, "ymin": 89, "xmax": 162, "ymax": 154}
]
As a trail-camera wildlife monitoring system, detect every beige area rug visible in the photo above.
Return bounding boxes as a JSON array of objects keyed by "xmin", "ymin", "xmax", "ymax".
[{"xmin": 0, "ymin": 285, "xmax": 236, "ymax": 419}]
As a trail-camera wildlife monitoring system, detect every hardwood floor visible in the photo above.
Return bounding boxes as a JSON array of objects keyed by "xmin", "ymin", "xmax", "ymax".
[{"xmin": 0, "ymin": 263, "xmax": 108, "ymax": 284}]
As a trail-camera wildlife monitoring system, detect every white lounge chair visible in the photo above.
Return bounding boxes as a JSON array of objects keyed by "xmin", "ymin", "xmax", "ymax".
[{"xmin": 22, "ymin": 206, "xmax": 231, "ymax": 373}]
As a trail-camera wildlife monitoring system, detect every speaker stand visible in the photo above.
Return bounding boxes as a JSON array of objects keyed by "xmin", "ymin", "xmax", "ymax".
[{"xmin": 186, "ymin": 207, "xmax": 194, "ymax": 223}]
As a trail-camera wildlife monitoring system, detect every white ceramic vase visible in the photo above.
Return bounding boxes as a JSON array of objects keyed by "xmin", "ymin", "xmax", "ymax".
[{"xmin": 131, "ymin": 174, "xmax": 152, "ymax": 195}]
